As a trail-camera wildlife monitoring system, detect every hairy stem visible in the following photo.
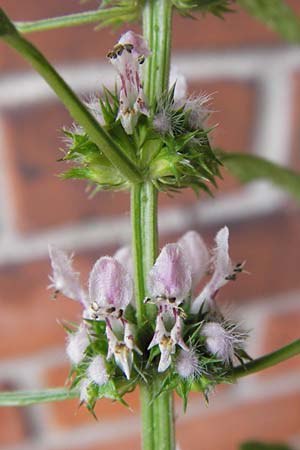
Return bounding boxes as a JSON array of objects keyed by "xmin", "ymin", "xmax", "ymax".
[{"xmin": 0, "ymin": 9, "xmax": 141, "ymax": 184}]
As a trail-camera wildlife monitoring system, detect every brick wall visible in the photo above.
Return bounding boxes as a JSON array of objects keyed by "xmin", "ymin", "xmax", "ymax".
[{"xmin": 0, "ymin": 1, "xmax": 300, "ymax": 449}]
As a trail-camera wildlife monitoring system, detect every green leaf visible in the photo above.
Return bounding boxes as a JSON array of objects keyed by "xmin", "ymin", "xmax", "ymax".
[
  {"xmin": 0, "ymin": 388, "xmax": 79, "ymax": 406},
  {"xmin": 176, "ymin": 378, "xmax": 193, "ymax": 412},
  {"xmin": 218, "ymin": 150, "xmax": 300, "ymax": 199},
  {"xmin": 240, "ymin": 441, "xmax": 292, "ymax": 450},
  {"xmin": 237, "ymin": 0, "xmax": 300, "ymax": 42}
]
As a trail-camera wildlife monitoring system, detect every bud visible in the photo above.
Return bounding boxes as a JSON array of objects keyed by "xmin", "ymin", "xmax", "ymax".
[
  {"xmin": 66, "ymin": 325, "xmax": 89, "ymax": 365},
  {"xmin": 175, "ymin": 348, "xmax": 202, "ymax": 379},
  {"xmin": 184, "ymin": 93, "xmax": 212, "ymax": 130},
  {"xmin": 87, "ymin": 355, "xmax": 109, "ymax": 386},
  {"xmin": 79, "ymin": 378, "xmax": 90, "ymax": 404},
  {"xmin": 201, "ymin": 322, "xmax": 234, "ymax": 364}
]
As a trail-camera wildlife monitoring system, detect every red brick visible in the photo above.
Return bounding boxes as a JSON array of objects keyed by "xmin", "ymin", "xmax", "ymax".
[
  {"xmin": 221, "ymin": 210, "xmax": 300, "ymax": 303},
  {"xmin": 173, "ymin": 0, "xmax": 300, "ymax": 51},
  {"xmin": 292, "ymin": 73, "xmax": 300, "ymax": 171},
  {"xmin": 0, "ymin": 383, "xmax": 29, "ymax": 445},
  {"xmin": 260, "ymin": 310, "xmax": 300, "ymax": 377},
  {"xmin": 45, "ymin": 365, "xmax": 140, "ymax": 429},
  {"xmin": 0, "ymin": 2, "xmax": 298, "ymax": 74},
  {"xmin": 177, "ymin": 392, "xmax": 300, "ymax": 450},
  {"xmin": 60, "ymin": 435, "xmax": 140, "ymax": 450},
  {"xmin": 3, "ymin": 102, "xmax": 130, "ymax": 233},
  {"xmin": 195, "ymin": 80, "xmax": 257, "ymax": 153}
]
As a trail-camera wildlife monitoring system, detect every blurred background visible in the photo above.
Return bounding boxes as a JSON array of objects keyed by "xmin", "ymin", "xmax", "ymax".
[{"xmin": 0, "ymin": 1, "xmax": 299, "ymax": 449}]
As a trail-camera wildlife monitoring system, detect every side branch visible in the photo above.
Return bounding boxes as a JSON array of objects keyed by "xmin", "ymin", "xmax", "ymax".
[
  {"xmin": 232, "ymin": 339, "xmax": 300, "ymax": 379},
  {"xmin": 15, "ymin": 7, "xmax": 134, "ymax": 33},
  {"xmin": 0, "ymin": 388, "xmax": 79, "ymax": 406}
]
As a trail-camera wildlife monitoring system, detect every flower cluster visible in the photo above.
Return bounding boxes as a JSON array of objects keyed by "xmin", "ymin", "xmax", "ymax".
[
  {"xmin": 48, "ymin": 227, "xmax": 249, "ymax": 411},
  {"xmin": 60, "ymin": 31, "xmax": 222, "ymax": 196}
]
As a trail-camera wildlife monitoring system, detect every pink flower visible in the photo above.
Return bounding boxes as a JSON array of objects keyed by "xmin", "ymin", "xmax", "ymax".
[
  {"xmin": 48, "ymin": 247, "xmax": 139, "ymax": 379},
  {"xmin": 148, "ymin": 312, "xmax": 188, "ymax": 372},
  {"xmin": 88, "ymin": 256, "xmax": 133, "ymax": 319},
  {"xmin": 169, "ymin": 65, "xmax": 188, "ymax": 104},
  {"xmin": 148, "ymin": 315, "xmax": 173, "ymax": 372},
  {"xmin": 48, "ymin": 245, "xmax": 86, "ymax": 306},
  {"xmin": 108, "ymin": 31, "xmax": 150, "ymax": 134},
  {"xmin": 124, "ymin": 322, "xmax": 142, "ymax": 355},
  {"xmin": 191, "ymin": 227, "xmax": 243, "ymax": 313},
  {"xmin": 119, "ymin": 31, "xmax": 151, "ymax": 59},
  {"xmin": 178, "ymin": 230, "xmax": 210, "ymax": 290},
  {"xmin": 114, "ymin": 245, "xmax": 133, "ymax": 276},
  {"xmin": 147, "ymin": 243, "xmax": 192, "ymax": 310},
  {"xmin": 106, "ymin": 325, "xmax": 133, "ymax": 380}
]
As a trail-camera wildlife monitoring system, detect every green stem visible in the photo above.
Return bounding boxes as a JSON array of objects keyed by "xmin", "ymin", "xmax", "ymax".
[
  {"xmin": 131, "ymin": 183, "xmax": 147, "ymax": 325},
  {"xmin": 155, "ymin": 388, "xmax": 175, "ymax": 450},
  {"xmin": 131, "ymin": 182, "xmax": 158, "ymax": 450},
  {"xmin": 143, "ymin": 0, "xmax": 173, "ymax": 105},
  {"xmin": 0, "ymin": 9, "xmax": 141, "ymax": 184},
  {"xmin": 140, "ymin": 383, "xmax": 155, "ymax": 450},
  {"xmin": 141, "ymin": 1, "xmax": 174, "ymax": 449},
  {"xmin": 232, "ymin": 339, "xmax": 300, "ymax": 379},
  {"xmin": 15, "ymin": 7, "xmax": 135, "ymax": 34}
]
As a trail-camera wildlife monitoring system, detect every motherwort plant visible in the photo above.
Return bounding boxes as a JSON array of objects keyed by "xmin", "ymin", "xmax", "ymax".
[{"xmin": 1, "ymin": 2, "xmax": 300, "ymax": 449}]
